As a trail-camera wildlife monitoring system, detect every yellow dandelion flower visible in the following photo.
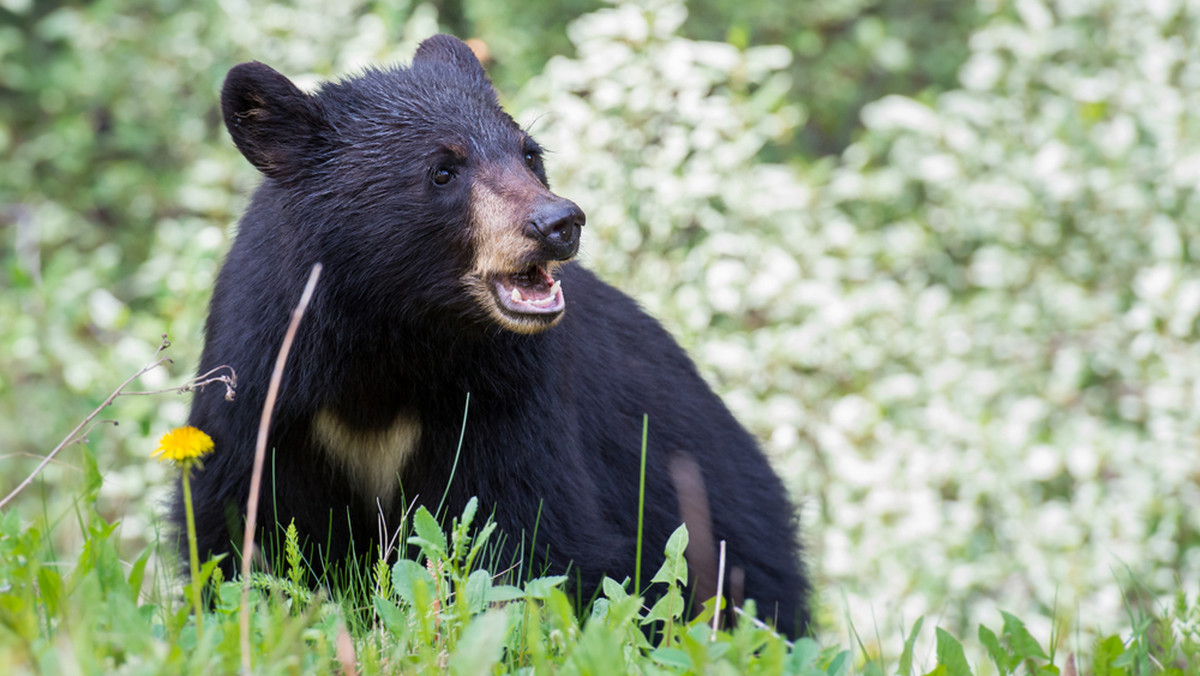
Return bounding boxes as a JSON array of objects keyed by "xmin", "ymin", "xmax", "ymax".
[{"xmin": 153, "ymin": 426, "xmax": 214, "ymax": 464}]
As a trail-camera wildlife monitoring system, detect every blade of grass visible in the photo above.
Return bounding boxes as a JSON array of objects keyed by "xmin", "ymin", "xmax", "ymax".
[
  {"xmin": 436, "ymin": 392, "xmax": 471, "ymax": 519},
  {"xmin": 634, "ymin": 414, "xmax": 648, "ymax": 596}
]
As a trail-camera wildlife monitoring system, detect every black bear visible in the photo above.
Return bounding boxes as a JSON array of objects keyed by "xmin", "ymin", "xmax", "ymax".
[{"xmin": 177, "ymin": 34, "xmax": 808, "ymax": 636}]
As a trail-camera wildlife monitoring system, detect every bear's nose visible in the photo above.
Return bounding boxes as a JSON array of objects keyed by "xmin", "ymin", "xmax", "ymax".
[{"xmin": 526, "ymin": 199, "xmax": 585, "ymax": 260}]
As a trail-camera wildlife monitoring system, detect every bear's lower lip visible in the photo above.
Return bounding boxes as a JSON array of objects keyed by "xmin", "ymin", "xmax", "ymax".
[{"xmin": 492, "ymin": 264, "xmax": 565, "ymax": 315}]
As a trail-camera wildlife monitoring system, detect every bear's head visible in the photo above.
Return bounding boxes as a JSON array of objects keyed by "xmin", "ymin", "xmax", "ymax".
[{"xmin": 220, "ymin": 35, "xmax": 585, "ymax": 335}]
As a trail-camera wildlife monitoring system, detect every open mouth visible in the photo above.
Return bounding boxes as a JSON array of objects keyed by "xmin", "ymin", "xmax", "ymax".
[{"xmin": 491, "ymin": 263, "xmax": 565, "ymax": 316}]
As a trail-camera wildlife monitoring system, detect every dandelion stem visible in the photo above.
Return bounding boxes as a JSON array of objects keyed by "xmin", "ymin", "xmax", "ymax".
[{"xmin": 182, "ymin": 466, "xmax": 204, "ymax": 638}]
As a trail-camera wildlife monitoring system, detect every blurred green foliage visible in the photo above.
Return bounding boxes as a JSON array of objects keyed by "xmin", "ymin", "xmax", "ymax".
[
  {"xmin": 451, "ymin": 0, "xmax": 980, "ymax": 157},
  {"xmin": 687, "ymin": 0, "xmax": 980, "ymax": 156}
]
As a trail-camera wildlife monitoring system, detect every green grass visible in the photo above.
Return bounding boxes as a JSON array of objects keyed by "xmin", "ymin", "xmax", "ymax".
[
  {"xmin": 1, "ymin": 396, "xmax": 1199, "ymax": 673},
  {"xmin": 3, "ymin": 474, "xmax": 1199, "ymax": 675}
]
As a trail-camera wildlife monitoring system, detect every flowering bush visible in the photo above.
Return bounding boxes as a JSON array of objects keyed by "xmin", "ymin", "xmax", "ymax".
[{"xmin": 517, "ymin": 0, "xmax": 1200, "ymax": 659}]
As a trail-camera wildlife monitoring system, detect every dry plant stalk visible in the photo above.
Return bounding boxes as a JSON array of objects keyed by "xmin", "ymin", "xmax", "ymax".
[
  {"xmin": 713, "ymin": 539, "xmax": 726, "ymax": 640},
  {"xmin": 335, "ymin": 619, "xmax": 357, "ymax": 676},
  {"xmin": 0, "ymin": 335, "xmax": 236, "ymax": 510},
  {"xmin": 240, "ymin": 262, "xmax": 322, "ymax": 674}
]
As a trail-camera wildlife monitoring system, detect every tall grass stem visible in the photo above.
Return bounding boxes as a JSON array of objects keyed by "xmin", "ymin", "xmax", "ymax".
[
  {"xmin": 181, "ymin": 468, "xmax": 204, "ymax": 638},
  {"xmin": 634, "ymin": 414, "xmax": 648, "ymax": 595},
  {"xmin": 436, "ymin": 392, "xmax": 471, "ymax": 519}
]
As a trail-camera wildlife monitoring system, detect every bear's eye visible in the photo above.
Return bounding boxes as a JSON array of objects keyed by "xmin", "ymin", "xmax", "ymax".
[
  {"xmin": 524, "ymin": 151, "xmax": 539, "ymax": 169},
  {"xmin": 432, "ymin": 166, "xmax": 456, "ymax": 186}
]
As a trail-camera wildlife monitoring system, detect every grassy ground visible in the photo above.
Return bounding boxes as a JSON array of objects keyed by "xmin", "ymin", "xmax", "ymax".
[
  {"xmin": 1, "ymin": 422, "xmax": 1197, "ymax": 675},
  {"xmin": 1, "ymin": 341, "xmax": 1197, "ymax": 675}
]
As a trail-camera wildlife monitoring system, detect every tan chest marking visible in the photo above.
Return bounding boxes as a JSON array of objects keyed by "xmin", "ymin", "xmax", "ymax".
[{"xmin": 312, "ymin": 409, "xmax": 421, "ymax": 506}]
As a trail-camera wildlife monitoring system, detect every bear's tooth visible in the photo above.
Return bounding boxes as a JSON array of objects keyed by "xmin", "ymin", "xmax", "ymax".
[
  {"xmin": 550, "ymin": 280, "xmax": 562, "ymax": 297},
  {"xmin": 511, "ymin": 287, "xmax": 523, "ymax": 302}
]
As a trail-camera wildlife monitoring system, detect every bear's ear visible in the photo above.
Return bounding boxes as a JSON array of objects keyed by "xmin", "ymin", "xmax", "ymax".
[
  {"xmin": 221, "ymin": 62, "xmax": 331, "ymax": 179},
  {"xmin": 413, "ymin": 34, "xmax": 490, "ymax": 84}
]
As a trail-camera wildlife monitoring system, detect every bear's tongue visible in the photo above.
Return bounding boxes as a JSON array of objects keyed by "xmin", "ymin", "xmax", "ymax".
[{"xmin": 494, "ymin": 265, "xmax": 564, "ymax": 315}]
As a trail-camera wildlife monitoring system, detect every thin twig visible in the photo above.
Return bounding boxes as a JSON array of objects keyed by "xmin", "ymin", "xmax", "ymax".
[
  {"xmin": 1, "ymin": 336, "xmax": 175, "ymax": 510},
  {"xmin": 122, "ymin": 365, "xmax": 237, "ymax": 400},
  {"xmin": 240, "ymin": 263, "xmax": 322, "ymax": 674}
]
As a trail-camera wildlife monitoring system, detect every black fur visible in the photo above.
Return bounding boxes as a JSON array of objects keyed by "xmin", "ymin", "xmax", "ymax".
[{"xmin": 177, "ymin": 34, "xmax": 809, "ymax": 636}]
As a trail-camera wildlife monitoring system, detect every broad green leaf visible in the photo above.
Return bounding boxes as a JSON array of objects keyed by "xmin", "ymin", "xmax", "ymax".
[
  {"xmin": 755, "ymin": 635, "xmax": 790, "ymax": 674},
  {"xmin": 543, "ymin": 588, "xmax": 579, "ymax": 632},
  {"xmin": 563, "ymin": 615, "xmax": 631, "ymax": 674},
  {"xmin": 590, "ymin": 597, "xmax": 611, "ymax": 622},
  {"xmin": 373, "ymin": 595, "xmax": 408, "ymax": 633},
  {"xmin": 650, "ymin": 523, "xmax": 689, "ymax": 586},
  {"xmin": 935, "ymin": 628, "xmax": 973, "ymax": 676},
  {"xmin": 410, "ymin": 506, "xmax": 446, "ymax": 558},
  {"xmin": 979, "ymin": 624, "xmax": 1014, "ymax": 673},
  {"xmin": 689, "ymin": 594, "xmax": 717, "ymax": 629},
  {"xmin": 680, "ymin": 629, "xmax": 710, "ymax": 669},
  {"xmin": 602, "ymin": 576, "xmax": 629, "ymax": 601},
  {"xmin": 706, "ymin": 640, "xmax": 732, "ymax": 662},
  {"xmin": 642, "ymin": 586, "xmax": 685, "ymax": 626},
  {"xmin": 649, "ymin": 647, "xmax": 691, "ymax": 669},
  {"xmin": 603, "ymin": 595, "xmax": 645, "ymax": 630},
  {"xmin": 217, "ymin": 580, "xmax": 242, "ymax": 611},
  {"xmin": 1001, "ymin": 611, "xmax": 1049, "ymax": 661},
  {"xmin": 484, "ymin": 584, "xmax": 525, "ymax": 603},
  {"xmin": 405, "ymin": 537, "xmax": 444, "ymax": 557},
  {"xmin": 449, "ymin": 609, "xmax": 508, "ymax": 676},
  {"xmin": 1092, "ymin": 635, "xmax": 1127, "ymax": 676},
  {"xmin": 392, "ymin": 558, "xmax": 434, "ymax": 607},
  {"xmin": 465, "ymin": 568, "xmax": 492, "ymax": 613},
  {"xmin": 789, "ymin": 637, "xmax": 822, "ymax": 671},
  {"xmin": 524, "ymin": 574, "xmax": 568, "ymax": 599}
]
